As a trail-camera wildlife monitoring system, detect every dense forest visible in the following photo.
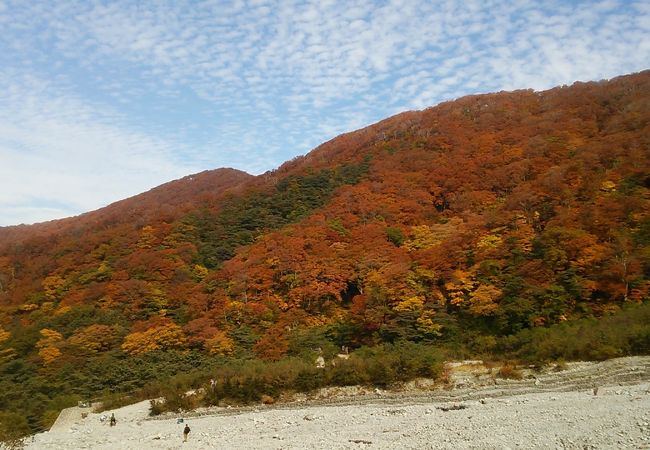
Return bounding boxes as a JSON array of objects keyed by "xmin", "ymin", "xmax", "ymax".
[{"xmin": 0, "ymin": 71, "xmax": 649, "ymax": 439}]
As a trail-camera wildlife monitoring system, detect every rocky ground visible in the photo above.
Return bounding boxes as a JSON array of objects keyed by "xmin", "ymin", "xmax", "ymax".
[{"xmin": 18, "ymin": 356, "xmax": 650, "ymax": 449}]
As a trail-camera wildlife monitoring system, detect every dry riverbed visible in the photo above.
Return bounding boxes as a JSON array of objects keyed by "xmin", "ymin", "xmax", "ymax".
[{"xmin": 20, "ymin": 356, "xmax": 650, "ymax": 449}]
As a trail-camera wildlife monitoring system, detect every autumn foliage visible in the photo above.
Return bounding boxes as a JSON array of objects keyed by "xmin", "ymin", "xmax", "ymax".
[{"xmin": 0, "ymin": 71, "xmax": 649, "ymax": 436}]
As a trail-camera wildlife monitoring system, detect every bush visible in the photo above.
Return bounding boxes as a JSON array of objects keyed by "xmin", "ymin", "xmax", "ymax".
[
  {"xmin": 499, "ymin": 303, "xmax": 650, "ymax": 363},
  {"xmin": 391, "ymin": 341, "xmax": 444, "ymax": 380},
  {"xmin": 0, "ymin": 411, "xmax": 31, "ymax": 449},
  {"xmin": 365, "ymin": 357, "xmax": 396, "ymax": 387},
  {"xmin": 260, "ymin": 394, "xmax": 275, "ymax": 404},
  {"xmin": 294, "ymin": 368, "xmax": 325, "ymax": 392},
  {"xmin": 148, "ymin": 388, "xmax": 198, "ymax": 416},
  {"xmin": 149, "ymin": 399, "xmax": 166, "ymax": 416},
  {"xmin": 336, "ymin": 342, "xmax": 444, "ymax": 387},
  {"xmin": 629, "ymin": 327, "xmax": 650, "ymax": 353},
  {"xmin": 328, "ymin": 358, "xmax": 368, "ymax": 386},
  {"xmin": 497, "ymin": 363, "xmax": 522, "ymax": 380},
  {"xmin": 385, "ymin": 227, "xmax": 404, "ymax": 247}
]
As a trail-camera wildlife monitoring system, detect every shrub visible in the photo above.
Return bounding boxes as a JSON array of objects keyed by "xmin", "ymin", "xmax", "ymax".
[
  {"xmin": 0, "ymin": 411, "xmax": 31, "ymax": 449},
  {"xmin": 500, "ymin": 303, "xmax": 650, "ymax": 363},
  {"xmin": 497, "ymin": 363, "xmax": 522, "ymax": 380},
  {"xmin": 630, "ymin": 328, "xmax": 650, "ymax": 353},
  {"xmin": 294, "ymin": 368, "xmax": 325, "ymax": 392},
  {"xmin": 365, "ymin": 357, "xmax": 396, "ymax": 387},
  {"xmin": 260, "ymin": 395, "xmax": 275, "ymax": 404},
  {"xmin": 385, "ymin": 227, "xmax": 404, "ymax": 247},
  {"xmin": 149, "ymin": 399, "xmax": 166, "ymax": 416},
  {"xmin": 392, "ymin": 342, "xmax": 443, "ymax": 379},
  {"xmin": 327, "ymin": 358, "xmax": 368, "ymax": 386},
  {"xmin": 148, "ymin": 388, "xmax": 198, "ymax": 416}
]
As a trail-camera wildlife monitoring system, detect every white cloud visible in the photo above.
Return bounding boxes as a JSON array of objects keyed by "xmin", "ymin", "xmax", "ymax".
[
  {"xmin": 0, "ymin": 74, "xmax": 197, "ymax": 225},
  {"xmin": 0, "ymin": 0, "xmax": 648, "ymax": 225}
]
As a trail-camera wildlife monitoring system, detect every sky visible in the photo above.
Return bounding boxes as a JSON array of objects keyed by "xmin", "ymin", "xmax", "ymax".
[{"xmin": 0, "ymin": 0, "xmax": 648, "ymax": 226}]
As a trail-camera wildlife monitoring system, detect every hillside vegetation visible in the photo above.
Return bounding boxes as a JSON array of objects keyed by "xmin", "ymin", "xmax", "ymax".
[{"xmin": 0, "ymin": 71, "xmax": 649, "ymax": 437}]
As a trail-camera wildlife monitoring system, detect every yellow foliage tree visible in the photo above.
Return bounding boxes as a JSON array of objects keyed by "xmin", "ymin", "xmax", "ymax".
[
  {"xmin": 55, "ymin": 305, "xmax": 72, "ymax": 316},
  {"xmin": 18, "ymin": 303, "xmax": 39, "ymax": 312},
  {"xmin": 42, "ymin": 275, "xmax": 67, "ymax": 301},
  {"xmin": 0, "ymin": 328, "xmax": 13, "ymax": 363},
  {"xmin": 137, "ymin": 225, "xmax": 157, "ymax": 249},
  {"xmin": 416, "ymin": 312, "xmax": 443, "ymax": 337},
  {"xmin": 444, "ymin": 270, "xmax": 503, "ymax": 316},
  {"xmin": 121, "ymin": 323, "xmax": 187, "ymax": 356},
  {"xmin": 477, "ymin": 233, "xmax": 502, "ymax": 249},
  {"xmin": 36, "ymin": 328, "xmax": 64, "ymax": 364},
  {"xmin": 511, "ymin": 221, "xmax": 535, "ymax": 253},
  {"xmin": 205, "ymin": 330, "xmax": 235, "ymax": 356},
  {"xmin": 363, "ymin": 269, "xmax": 393, "ymax": 304},
  {"xmin": 404, "ymin": 219, "xmax": 463, "ymax": 251},
  {"xmin": 600, "ymin": 180, "xmax": 616, "ymax": 192},
  {"xmin": 145, "ymin": 287, "xmax": 168, "ymax": 313},
  {"xmin": 0, "ymin": 347, "xmax": 17, "ymax": 363},
  {"xmin": 394, "ymin": 295, "xmax": 425, "ymax": 312},
  {"xmin": 445, "ymin": 270, "xmax": 475, "ymax": 305},
  {"xmin": 38, "ymin": 346, "xmax": 62, "ymax": 365},
  {"xmin": 404, "ymin": 225, "xmax": 437, "ymax": 251},
  {"xmin": 36, "ymin": 328, "xmax": 63, "ymax": 348},
  {"xmin": 468, "ymin": 284, "xmax": 502, "ymax": 315},
  {"xmin": 192, "ymin": 264, "xmax": 209, "ymax": 281},
  {"xmin": 68, "ymin": 324, "xmax": 117, "ymax": 353},
  {"xmin": 0, "ymin": 326, "xmax": 10, "ymax": 344},
  {"xmin": 154, "ymin": 323, "xmax": 187, "ymax": 348},
  {"xmin": 406, "ymin": 266, "xmax": 436, "ymax": 295}
]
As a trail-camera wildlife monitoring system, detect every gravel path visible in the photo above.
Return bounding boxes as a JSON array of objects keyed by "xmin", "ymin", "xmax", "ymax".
[{"xmin": 21, "ymin": 356, "xmax": 650, "ymax": 450}]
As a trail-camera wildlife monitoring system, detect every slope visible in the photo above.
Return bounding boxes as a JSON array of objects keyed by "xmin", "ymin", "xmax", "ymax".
[{"xmin": 0, "ymin": 70, "xmax": 648, "ymax": 436}]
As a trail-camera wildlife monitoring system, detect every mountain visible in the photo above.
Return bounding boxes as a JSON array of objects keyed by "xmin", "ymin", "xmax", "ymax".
[
  {"xmin": 0, "ymin": 71, "xmax": 649, "ymax": 436},
  {"xmin": 0, "ymin": 168, "xmax": 252, "ymax": 247}
]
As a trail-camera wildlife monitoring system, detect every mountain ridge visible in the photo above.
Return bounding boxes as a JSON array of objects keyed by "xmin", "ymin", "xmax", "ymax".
[
  {"xmin": 0, "ymin": 70, "xmax": 648, "ymax": 438},
  {"xmin": 2, "ymin": 70, "xmax": 647, "ymax": 236},
  {"xmin": 0, "ymin": 168, "xmax": 252, "ymax": 247}
]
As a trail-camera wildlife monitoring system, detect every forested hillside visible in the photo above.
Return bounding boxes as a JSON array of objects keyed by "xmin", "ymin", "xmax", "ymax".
[{"xmin": 1, "ymin": 71, "xmax": 649, "ymax": 437}]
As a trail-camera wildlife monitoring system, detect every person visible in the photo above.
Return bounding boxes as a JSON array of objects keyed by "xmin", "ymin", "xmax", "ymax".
[
  {"xmin": 109, "ymin": 413, "xmax": 116, "ymax": 427},
  {"xmin": 183, "ymin": 423, "xmax": 191, "ymax": 442}
]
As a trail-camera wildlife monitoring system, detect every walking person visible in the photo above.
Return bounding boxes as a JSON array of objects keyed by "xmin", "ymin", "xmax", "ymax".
[{"xmin": 183, "ymin": 423, "xmax": 191, "ymax": 442}]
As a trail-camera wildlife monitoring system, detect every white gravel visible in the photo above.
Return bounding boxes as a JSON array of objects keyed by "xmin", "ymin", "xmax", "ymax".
[{"xmin": 20, "ymin": 357, "xmax": 650, "ymax": 450}]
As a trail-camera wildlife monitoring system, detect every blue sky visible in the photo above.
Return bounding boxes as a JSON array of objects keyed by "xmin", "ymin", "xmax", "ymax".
[{"xmin": 0, "ymin": 0, "xmax": 648, "ymax": 226}]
